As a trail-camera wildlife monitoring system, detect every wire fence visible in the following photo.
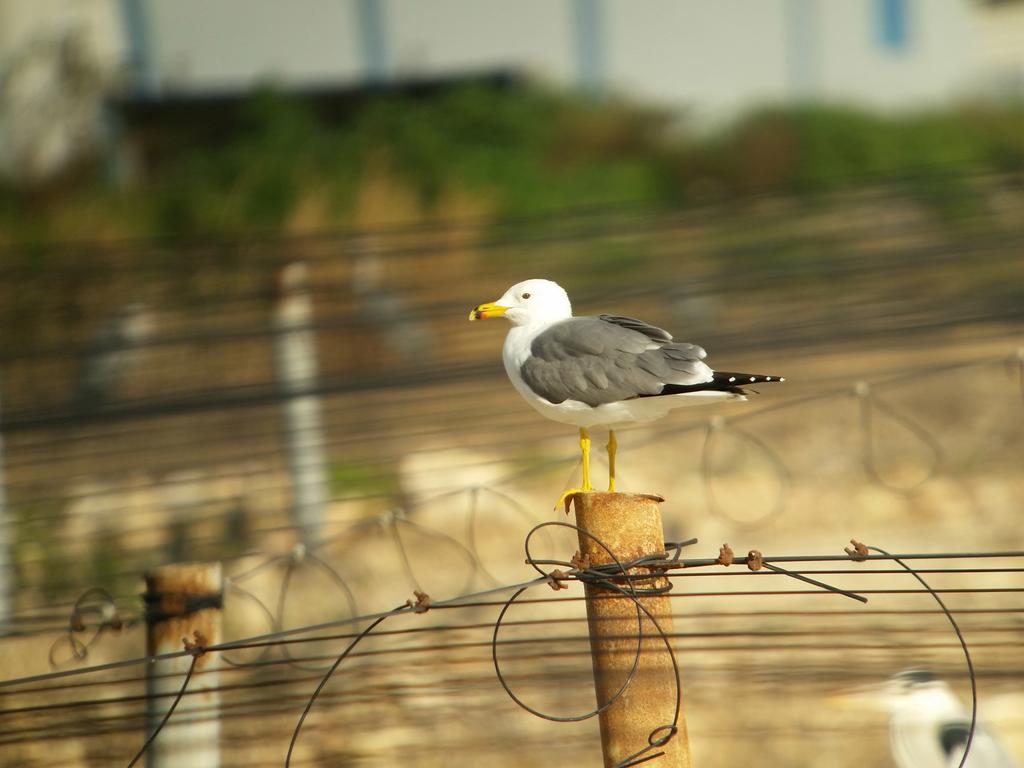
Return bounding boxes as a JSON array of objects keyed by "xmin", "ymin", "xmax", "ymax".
[
  {"xmin": 3, "ymin": 345, "xmax": 1021, "ymax": 613},
  {"xmin": 1, "ymin": 534, "xmax": 1022, "ymax": 766},
  {"xmin": 1, "ymin": 186, "xmax": 1023, "ymax": 765}
]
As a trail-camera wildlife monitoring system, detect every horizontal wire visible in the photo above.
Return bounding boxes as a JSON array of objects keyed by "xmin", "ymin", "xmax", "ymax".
[
  {"xmin": 3, "ymin": 349, "xmax": 1015, "ymax": 529},
  {"xmin": 3, "ymin": 636, "xmax": 1021, "ymax": 727},
  {"xmin": 7, "ymin": 556, "xmax": 1024, "ymax": 636},
  {"xmin": 4, "ymin": 356, "xmax": 517, "ymax": 457},
  {"xmin": 4, "ymin": 223, "xmax": 1020, "ymax": 427},
  {"xmin": 5, "ymin": 229, "xmax": 1020, "ymax": 369},
  {"xmin": 7, "ymin": 542, "xmax": 1024, "ymax": 626},
  {"xmin": 3, "ymin": 656, "xmax": 1021, "ymax": 746},
  {"xmin": 0, "ymin": 574, "xmax": 556, "ymax": 690},
  {"xmin": 2, "ymin": 644, "xmax": 1021, "ymax": 746},
  {"xmin": 13, "ymin": 624, "xmax": 1024, "ymax": 706},
  {"xmin": 5, "ymin": 290, "xmax": 1019, "ymax": 435},
  {"xmin": 6, "ymin": 346, "xmax": 1015, "ymax": 489},
  {"xmin": 3, "ymin": 551, "xmax": 1021, "ymax": 689},
  {"xmin": 10, "ymin": 599, "xmax": 1024, "ymax": 687},
  {"xmin": 8, "ymin": 563, "xmax": 1024, "ymax": 637},
  {"xmin": 11, "ymin": 351, "xmax": 1018, "ymax": 484},
  {"xmin": 3, "ymin": 406, "xmax": 550, "ymax": 514},
  {"xmin": 6, "ymin": 335, "xmax": 1015, "ymax": 481},
  {"xmin": 2, "ymin": 170, "xmax": 1010, "ymax": 270}
]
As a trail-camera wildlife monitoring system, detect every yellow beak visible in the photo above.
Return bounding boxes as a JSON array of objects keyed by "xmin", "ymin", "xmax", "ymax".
[{"xmin": 468, "ymin": 301, "xmax": 508, "ymax": 321}]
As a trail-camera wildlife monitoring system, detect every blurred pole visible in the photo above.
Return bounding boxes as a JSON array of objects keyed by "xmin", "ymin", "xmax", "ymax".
[
  {"xmin": 573, "ymin": 492, "xmax": 690, "ymax": 768},
  {"xmin": 273, "ymin": 263, "xmax": 328, "ymax": 544},
  {"xmin": 144, "ymin": 562, "xmax": 222, "ymax": 768},
  {"xmin": 785, "ymin": 0, "xmax": 820, "ymax": 98},
  {"xmin": 355, "ymin": 0, "xmax": 391, "ymax": 83},
  {"xmin": 0, "ymin": 382, "xmax": 10, "ymax": 623},
  {"xmin": 119, "ymin": 0, "xmax": 159, "ymax": 96},
  {"xmin": 572, "ymin": 0, "xmax": 606, "ymax": 94}
]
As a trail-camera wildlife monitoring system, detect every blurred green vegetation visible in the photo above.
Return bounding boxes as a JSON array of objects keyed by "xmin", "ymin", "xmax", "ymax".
[
  {"xmin": 12, "ymin": 503, "xmax": 74, "ymax": 602},
  {"xmin": 692, "ymin": 103, "xmax": 1024, "ymax": 193},
  {"xmin": 328, "ymin": 460, "xmax": 399, "ymax": 499},
  {"xmin": 0, "ymin": 84, "xmax": 1021, "ymax": 244}
]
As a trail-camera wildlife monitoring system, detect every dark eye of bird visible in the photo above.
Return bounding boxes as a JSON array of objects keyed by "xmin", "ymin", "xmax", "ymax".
[{"xmin": 522, "ymin": 292, "xmax": 531, "ymax": 299}]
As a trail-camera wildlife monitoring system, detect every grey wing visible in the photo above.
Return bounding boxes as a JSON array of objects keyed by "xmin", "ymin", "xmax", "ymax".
[
  {"xmin": 520, "ymin": 316, "xmax": 711, "ymax": 407},
  {"xmin": 597, "ymin": 314, "xmax": 674, "ymax": 343}
]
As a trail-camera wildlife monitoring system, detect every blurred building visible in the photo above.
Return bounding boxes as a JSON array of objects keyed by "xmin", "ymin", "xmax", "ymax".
[
  {"xmin": 1, "ymin": 0, "xmax": 1022, "ymax": 179},
  {"xmin": 970, "ymin": 0, "xmax": 1024, "ymax": 97}
]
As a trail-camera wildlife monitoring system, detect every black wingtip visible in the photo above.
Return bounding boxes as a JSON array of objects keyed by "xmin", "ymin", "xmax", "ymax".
[
  {"xmin": 716, "ymin": 372, "xmax": 786, "ymax": 386},
  {"xmin": 650, "ymin": 371, "xmax": 785, "ymax": 397}
]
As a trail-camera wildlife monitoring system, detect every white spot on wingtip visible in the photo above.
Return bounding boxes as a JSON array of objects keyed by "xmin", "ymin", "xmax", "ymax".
[
  {"xmin": 728, "ymin": 376, "xmax": 736, "ymax": 382},
  {"xmin": 765, "ymin": 376, "xmax": 771, "ymax": 381},
  {"xmin": 749, "ymin": 376, "xmax": 755, "ymax": 382}
]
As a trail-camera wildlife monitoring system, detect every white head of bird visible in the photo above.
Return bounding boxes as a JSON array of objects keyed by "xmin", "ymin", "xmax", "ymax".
[
  {"xmin": 469, "ymin": 278, "xmax": 572, "ymax": 328},
  {"xmin": 883, "ymin": 670, "xmax": 964, "ymax": 721}
]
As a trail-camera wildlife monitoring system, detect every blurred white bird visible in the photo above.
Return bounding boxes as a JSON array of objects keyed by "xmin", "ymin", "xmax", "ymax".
[
  {"xmin": 73, "ymin": 302, "xmax": 154, "ymax": 411},
  {"xmin": 844, "ymin": 670, "xmax": 1019, "ymax": 768},
  {"xmin": 350, "ymin": 236, "xmax": 433, "ymax": 363}
]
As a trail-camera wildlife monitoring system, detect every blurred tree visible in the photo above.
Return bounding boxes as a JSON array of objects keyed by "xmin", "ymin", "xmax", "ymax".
[{"xmin": 0, "ymin": 28, "xmax": 110, "ymax": 182}]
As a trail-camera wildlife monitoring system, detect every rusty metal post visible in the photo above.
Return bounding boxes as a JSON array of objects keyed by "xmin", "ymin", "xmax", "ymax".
[
  {"xmin": 144, "ymin": 562, "xmax": 222, "ymax": 768},
  {"xmin": 573, "ymin": 492, "xmax": 690, "ymax": 768}
]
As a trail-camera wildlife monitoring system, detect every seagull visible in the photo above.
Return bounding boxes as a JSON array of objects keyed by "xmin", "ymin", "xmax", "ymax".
[
  {"xmin": 888, "ymin": 670, "xmax": 1018, "ymax": 768},
  {"xmin": 845, "ymin": 670, "xmax": 1019, "ymax": 768},
  {"xmin": 350, "ymin": 235, "xmax": 434, "ymax": 363},
  {"xmin": 469, "ymin": 278, "xmax": 783, "ymax": 507},
  {"xmin": 73, "ymin": 302, "xmax": 154, "ymax": 411}
]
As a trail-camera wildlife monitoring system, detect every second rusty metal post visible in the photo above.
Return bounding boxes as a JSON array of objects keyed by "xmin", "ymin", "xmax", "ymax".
[
  {"xmin": 144, "ymin": 562, "xmax": 222, "ymax": 768},
  {"xmin": 574, "ymin": 492, "xmax": 690, "ymax": 768}
]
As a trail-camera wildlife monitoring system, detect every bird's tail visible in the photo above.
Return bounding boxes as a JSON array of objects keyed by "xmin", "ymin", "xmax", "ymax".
[{"xmin": 657, "ymin": 371, "xmax": 785, "ymax": 397}]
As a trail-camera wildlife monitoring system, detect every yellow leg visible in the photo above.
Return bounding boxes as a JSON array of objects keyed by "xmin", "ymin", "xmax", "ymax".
[
  {"xmin": 580, "ymin": 427, "xmax": 592, "ymax": 491},
  {"xmin": 556, "ymin": 427, "xmax": 593, "ymax": 513},
  {"xmin": 607, "ymin": 429, "xmax": 617, "ymax": 492}
]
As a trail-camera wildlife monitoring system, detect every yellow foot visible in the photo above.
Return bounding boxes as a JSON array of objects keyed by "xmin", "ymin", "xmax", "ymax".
[{"xmin": 556, "ymin": 488, "xmax": 586, "ymax": 514}]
